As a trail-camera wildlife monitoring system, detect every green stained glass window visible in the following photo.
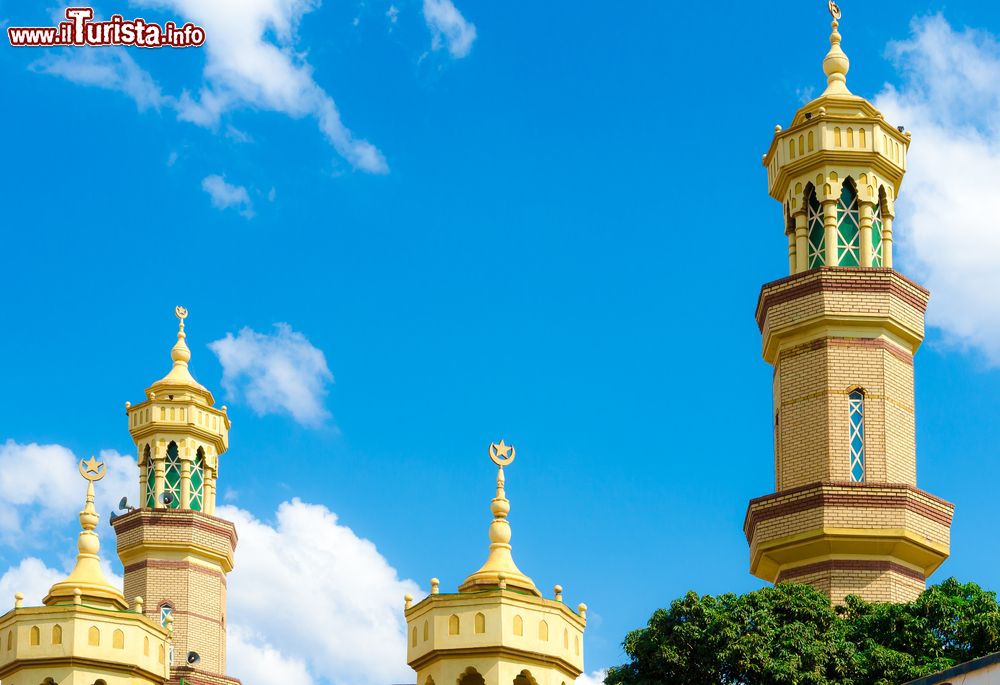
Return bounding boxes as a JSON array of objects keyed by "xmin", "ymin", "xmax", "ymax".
[
  {"xmin": 837, "ymin": 183, "xmax": 861, "ymax": 266},
  {"xmin": 190, "ymin": 449, "xmax": 205, "ymax": 512},
  {"xmin": 164, "ymin": 442, "xmax": 181, "ymax": 509},
  {"xmin": 144, "ymin": 448, "xmax": 155, "ymax": 508},
  {"xmin": 807, "ymin": 189, "xmax": 825, "ymax": 268},
  {"xmin": 872, "ymin": 201, "xmax": 884, "ymax": 267},
  {"xmin": 849, "ymin": 390, "xmax": 865, "ymax": 482},
  {"xmin": 160, "ymin": 604, "xmax": 172, "ymax": 628}
]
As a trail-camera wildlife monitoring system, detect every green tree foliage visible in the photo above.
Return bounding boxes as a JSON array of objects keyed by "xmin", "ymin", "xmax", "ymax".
[{"xmin": 605, "ymin": 578, "xmax": 1000, "ymax": 685}]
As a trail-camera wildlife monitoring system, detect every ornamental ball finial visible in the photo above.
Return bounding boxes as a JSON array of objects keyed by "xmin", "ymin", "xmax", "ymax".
[
  {"xmin": 577, "ymin": 602, "xmax": 588, "ymax": 619},
  {"xmin": 404, "ymin": 593, "xmax": 413, "ymax": 609},
  {"xmin": 14, "ymin": 592, "xmax": 23, "ymax": 608},
  {"xmin": 498, "ymin": 573, "xmax": 508, "ymax": 590},
  {"xmin": 554, "ymin": 584, "xmax": 563, "ymax": 601},
  {"xmin": 430, "ymin": 578, "xmax": 440, "ymax": 595}
]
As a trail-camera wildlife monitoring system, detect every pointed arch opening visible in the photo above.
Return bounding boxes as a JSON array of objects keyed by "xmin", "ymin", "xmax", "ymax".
[
  {"xmin": 52, "ymin": 624, "xmax": 62, "ymax": 645},
  {"xmin": 538, "ymin": 620, "xmax": 549, "ymax": 641},
  {"xmin": 164, "ymin": 441, "xmax": 181, "ymax": 509},
  {"xmin": 513, "ymin": 614, "xmax": 524, "ymax": 636},
  {"xmin": 191, "ymin": 447, "xmax": 206, "ymax": 511},
  {"xmin": 448, "ymin": 614, "xmax": 460, "ymax": 635},
  {"xmin": 872, "ymin": 186, "xmax": 888, "ymax": 267},
  {"xmin": 805, "ymin": 183, "xmax": 825, "ymax": 268},
  {"xmin": 144, "ymin": 444, "xmax": 154, "ymax": 508},
  {"xmin": 88, "ymin": 626, "xmax": 100, "ymax": 646},
  {"xmin": 29, "ymin": 625, "xmax": 40, "ymax": 646},
  {"xmin": 837, "ymin": 179, "xmax": 861, "ymax": 266},
  {"xmin": 474, "ymin": 612, "xmax": 485, "ymax": 634},
  {"xmin": 422, "ymin": 619, "xmax": 429, "ymax": 641},
  {"xmin": 112, "ymin": 629, "xmax": 125, "ymax": 649}
]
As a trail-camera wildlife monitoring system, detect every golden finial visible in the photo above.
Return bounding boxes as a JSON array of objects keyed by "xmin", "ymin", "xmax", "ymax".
[
  {"xmin": 458, "ymin": 440, "xmax": 539, "ymax": 596},
  {"xmin": 175, "ymin": 305, "xmax": 188, "ymax": 323},
  {"xmin": 489, "ymin": 440, "xmax": 516, "ymax": 468},
  {"xmin": 79, "ymin": 456, "xmax": 106, "ymax": 482},
  {"xmin": 822, "ymin": 0, "xmax": 851, "ymax": 95}
]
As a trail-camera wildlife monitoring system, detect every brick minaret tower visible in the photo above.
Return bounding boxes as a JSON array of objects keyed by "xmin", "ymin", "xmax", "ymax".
[
  {"xmin": 112, "ymin": 306, "xmax": 240, "ymax": 685},
  {"xmin": 744, "ymin": 6, "xmax": 954, "ymax": 604}
]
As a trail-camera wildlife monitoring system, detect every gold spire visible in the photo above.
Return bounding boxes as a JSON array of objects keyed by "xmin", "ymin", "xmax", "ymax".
[
  {"xmin": 43, "ymin": 457, "xmax": 128, "ymax": 609},
  {"xmin": 459, "ymin": 441, "xmax": 540, "ymax": 596},
  {"xmin": 153, "ymin": 305, "xmax": 207, "ymax": 390},
  {"xmin": 822, "ymin": 1, "xmax": 851, "ymax": 96}
]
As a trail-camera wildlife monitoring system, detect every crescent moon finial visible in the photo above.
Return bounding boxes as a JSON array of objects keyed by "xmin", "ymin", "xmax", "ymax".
[
  {"xmin": 489, "ymin": 440, "xmax": 516, "ymax": 467},
  {"xmin": 828, "ymin": 0, "xmax": 842, "ymax": 21},
  {"xmin": 175, "ymin": 305, "xmax": 188, "ymax": 321},
  {"xmin": 79, "ymin": 456, "xmax": 107, "ymax": 482}
]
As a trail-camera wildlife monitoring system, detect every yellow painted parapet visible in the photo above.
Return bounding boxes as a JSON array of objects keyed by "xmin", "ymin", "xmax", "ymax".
[
  {"xmin": 0, "ymin": 458, "xmax": 171, "ymax": 684},
  {"xmin": 406, "ymin": 442, "xmax": 587, "ymax": 685}
]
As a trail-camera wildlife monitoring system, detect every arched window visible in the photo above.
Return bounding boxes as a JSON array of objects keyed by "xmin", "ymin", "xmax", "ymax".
[
  {"xmin": 190, "ymin": 447, "xmax": 206, "ymax": 511},
  {"xmin": 837, "ymin": 181, "xmax": 861, "ymax": 266},
  {"xmin": 52, "ymin": 624, "xmax": 62, "ymax": 645},
  {"xmin": 164, "ymin": 442, "xmax": 181, "ymax": 508},
  {"xmin": 422, "ymin": 620, "xmax": 429, "ymax": 641},
  {"xmin": 575, "ymin": 634, "xmax": 580, "ymax": 655},
  {"xmin": 159, "ymin": 603, "xmax": 173, "ymax": 628},
  {"xmin": 144, "ymin": 445, "xmax": 154, "ymax": 508},
  {"xmin": 474, "ymin": 612, "xmax": 485, "ymax": 634},
  {"xmin": 144, "ymin": 635, "xmax": 150, "ymax": 656},
  {"xmin": 88, "ymin": 626, "xmax": 100, "ymax": 646},
  {"xmin": 448, "ymin": 614, "xmax": 460, "ymax": 635},
  {"xmin": 158, "ymin": 644, "xmax": 165, "ymax": 664},
  {"xmin": 29, "ymin": 625, "xmax": 40, "ymax": 646},
  {"xmin": 538, "ymin": 620, "xmax": 549, "ymax": 641},
  {"xmin": 849, "ymin": 389, "xmax": 866, "ymax": 482},
  {"xmin": 872, "ymin": 190, "xmax": 886, "ymax": 267},
  {"xmin": 113, "ymin": 629, "xmax": 125, "ymax": 649},
  {"xmin": 458, "ymin": 668, "xmax": 485, "ymax": 685},
  {"xmin": 411, "ymin": 627, "xmax": 417, "ymax": 647},
  {"xmin": 563, "ymin": 628, "xmax": 569, "ymax": 648},
  {"xmin": 513, "ymin": 670, "xmax": 538, "ymax": 685},
  {"xmin": 806, "ymin": 187, "xmax": 825, "ymax": 268},
  {"xmin": 513, "ymin": 614, "xmax": 523, "ymax": 636}
]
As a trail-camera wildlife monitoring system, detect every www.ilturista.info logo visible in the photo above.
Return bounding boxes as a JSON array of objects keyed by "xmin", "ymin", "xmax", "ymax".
[{"xmin": 7, "ymin": 7, "xmax": 206, "ymax": 48}]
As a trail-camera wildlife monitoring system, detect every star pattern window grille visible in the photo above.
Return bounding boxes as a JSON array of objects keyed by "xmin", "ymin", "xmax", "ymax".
[
  {"xmin": 145, "ymin": 453, "xmax": 155, "ymax": 508},
  {"xmin": 837, "ymin": 183, "xmax": 861, "ymax": 266},
  {"xmin": 872, "ymin": 201, "xmax": 884, "ymax": 267},
  {"xmin": 807, "ymin": 190, "xmax": 825, "ymax": 268},
  {"xmin": 190, "ymin": 450, "xmax": 205, "ymax": 512},
  {"xmin": 849, "ymin": 390, "xmax": 865, "ymax": 482},
  {"xmin": 164, "ymin": 442, "xmax": 181, "ymax": 509}
]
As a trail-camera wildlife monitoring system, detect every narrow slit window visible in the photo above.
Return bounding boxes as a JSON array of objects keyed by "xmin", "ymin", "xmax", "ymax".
[
  {"xmin": 849, "ymin": 390, "xmax": 865, "ymax": 482},
  {"xmin": 807, "ymin": 188, "xmax": 825, "ymax": 268}
]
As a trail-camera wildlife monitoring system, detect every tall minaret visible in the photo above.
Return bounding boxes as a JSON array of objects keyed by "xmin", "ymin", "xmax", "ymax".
[
  {"xmin": 112, "ymin": 307, "xmax": 240, "ymax": 684},
  {"xmin": 405, "ymin": 441, "xmax": 586, "ymax": 685},
  {"xmin": 745, "ymin": 3, "xmax": 954, "ymax": 604}
]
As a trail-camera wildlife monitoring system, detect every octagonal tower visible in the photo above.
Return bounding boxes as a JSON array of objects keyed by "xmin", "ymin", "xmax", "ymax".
[
  {"xmin": 405, "ymin": 442, "xmax": 586, "ymax": 685},
  {"xmin": 745, "ymin": 5, "xmax": 954, "ymax": 604}
]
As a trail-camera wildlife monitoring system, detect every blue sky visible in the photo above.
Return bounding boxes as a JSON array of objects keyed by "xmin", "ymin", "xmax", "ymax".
[{"xmin": 6, "ymin": 1, "xmax": 1000, "ymax": 683}]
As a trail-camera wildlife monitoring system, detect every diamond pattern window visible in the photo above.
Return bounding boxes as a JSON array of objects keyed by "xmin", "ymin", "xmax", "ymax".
[
  {"xmin": 837, "ymin": 182, "xmax": 861, "ymax": 266},
  {"xmin": 807, "ymin": 189, "xmax": 825, "ymax": 268},
  {"xmin": 849, "ymin": 389, "xmax": 865, "ymax": 482}
]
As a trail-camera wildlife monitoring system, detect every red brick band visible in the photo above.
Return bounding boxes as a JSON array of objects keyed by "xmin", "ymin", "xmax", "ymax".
[
  {"xmin": 744, "ymin": 481, "xmax": 955, "ymax": 542},
  {"xmin": 778, "ymin": 336, "xmax": 914, "ymax": 366},
  {"xmin": 124, "ymin": 559, "xmax": 227, "ymax": 586},
  {"xmin": 113, "ymin": 509, "xmax": 238, "ymax": 548},
  {"xmin": 756, "ymin": 267, "xmax": 930, "ymax": 330},
  {"xmin": 777, "ymin": 559, "xmax": 925, "ymax": 583}
]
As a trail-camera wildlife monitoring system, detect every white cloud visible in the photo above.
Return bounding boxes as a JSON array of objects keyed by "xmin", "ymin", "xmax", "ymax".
[
  {"xmin": 875, "ymin": 15, "xmax": 1000, "ymax": 363},
  {"xmin": 0, "ymin": 558, "xmax": 64, "ymax": 607},
  {"xmin": 135, "ymin": 0, "xmax": 388, "ymax": 173},
  {"xmin": 229, "ymin": 625, "xmax": 318, "ymax": 684},
  {"xmin": 221, "ymin": 500, "xmax": 419, "ymax": 685},
  {"xmin": 201, "ymin": 174, "xmax": 254, "ymax": 218},
  {"xmin": 208, "ymin": 323, "xmax": 333, "ymax": 426},
  {"xmin": 30, "ymin": 48, "xmax": 169, "ymax": 112},
  {"xmin": 386, "ymin": 5, "xmax": 400, "ymax": 25},
  {"xmin": 423, "ymin": 0, "xmax": 477, "ymax": 58},
  {"xmin": 0, "ymin": 441, "xmax": 137, "ymax": 544},
  {"xmin": 576, "ymin": 671, "xmax": 607, "ymax": 685}
]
